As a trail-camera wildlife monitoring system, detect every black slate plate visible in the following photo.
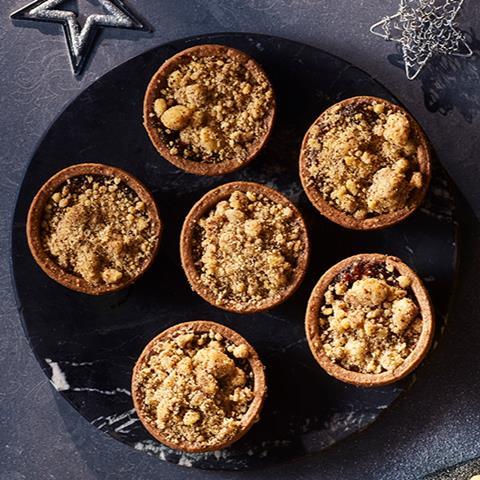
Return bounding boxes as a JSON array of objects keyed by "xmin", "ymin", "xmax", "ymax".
[{"xmin": 11, "ymin": 33, "xmax": 457, "ymax": 471}]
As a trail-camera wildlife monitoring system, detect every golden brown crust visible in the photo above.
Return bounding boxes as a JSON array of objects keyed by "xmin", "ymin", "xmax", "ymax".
[
  {"xmin": 131, "ymin": 320, "xmax": 267, "ymax": 453},
  {"xmin": 143, "ymin": 44, "xmax": 276, "ymax": 176},
  {"xmin": 299, "ymin": 96, "xmax": 432, "ymax": 230},
  {"xmin": 305, "ymin": 253, "xmax": 435, "ymax": 387},
  {"xmin": 180, "ymin": 181, "xmax": 310, "ymax": 313},
  {"xmin": 26, "ymin": 163, "xmax": 162, "ymax": 295}
]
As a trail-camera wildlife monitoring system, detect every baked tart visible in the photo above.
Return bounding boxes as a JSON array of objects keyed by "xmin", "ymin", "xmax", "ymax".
[
  {"xmin": 143, "ymin": 44, "xmax": 275, "ymax": 176},
  {"xmin": 180, "ymin": 181, "xmax": 310, "ymax": 313},
  {"xmin": 131, "ymin": 320, "xmax": 266, "ymax": 453},
  {"xmin": 27, "ymin": 163, "xmax": 162, "ymax": 295},
  {"xmin": 305, "ymin": 253, "xmax": 434, "ymax": 387},
  {"xmin": 299, "ymin": 96, "xmax": 431, "ymax": 230}
]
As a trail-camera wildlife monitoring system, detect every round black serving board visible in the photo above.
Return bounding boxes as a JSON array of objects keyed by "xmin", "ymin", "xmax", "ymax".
[{"xmin": 11, "ymin": 33, "xmax": 457, "ymax": 471}]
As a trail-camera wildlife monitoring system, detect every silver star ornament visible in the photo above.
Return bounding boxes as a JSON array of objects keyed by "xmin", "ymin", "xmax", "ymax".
[
  {"xmin": 11, "ymin": 0, "xmax": 148, "ymax": 76},
  {"xmin": 370, "ymin": 0, "xmax": 473, "ymax": 80}
]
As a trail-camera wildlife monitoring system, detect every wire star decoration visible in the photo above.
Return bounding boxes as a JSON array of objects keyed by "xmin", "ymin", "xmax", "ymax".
[
  {"xmin": 11, "ymin": 0, "xmax": 148, "ymax": 76},
  {"xmin": 370, "ymin": 0, "xmax": 473, "ymax": 80}
]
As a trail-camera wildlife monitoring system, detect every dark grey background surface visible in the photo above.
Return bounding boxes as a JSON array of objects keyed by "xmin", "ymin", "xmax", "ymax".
[{"xmin": 1, "ymin": 1, "xmax": 480, "ymax": 479}]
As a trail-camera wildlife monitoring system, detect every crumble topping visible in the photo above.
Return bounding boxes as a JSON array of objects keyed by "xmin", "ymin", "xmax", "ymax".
[
  {"xmin": 318, "ymin": 260, "xmax": 422, "ymax": 374},
  {"xmin": 150, "ymin": 52, "xmax": 273, "ymax": 164},
  {"xmin": 304, "ymin": 99, "xmax": 424, "ymax": 219},
  {"xmin": 41, "ymin": 175, "xmax": 156, "ymax": 286},
  {"xmin": 193, "ymin": 190, "xmax": 304, "ymax": 309},
  {"xmin": 135, "ymin": 328, "xmax": 255, "ymax": 448}
]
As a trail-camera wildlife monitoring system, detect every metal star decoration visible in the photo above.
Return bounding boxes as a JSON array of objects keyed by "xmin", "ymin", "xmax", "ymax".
[
  {"xmin": 11, "ymin": 0, "xmax": 148, "ymax": 76},
  {"xmin": 370, "ymin": 0, "xmax": 473, "ymax": 80}
]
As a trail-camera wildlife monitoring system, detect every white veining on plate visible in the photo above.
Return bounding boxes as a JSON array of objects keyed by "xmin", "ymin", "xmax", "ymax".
[
  {"xmin": 71, "ymin": 386, "xmax": 131, "ymax": 396},
  {"xmin": 92, "ymin": 408, "xmax": 140, "ymax": 433},
  {"xmin": 45, "ymin": 358, "xmax": 70, "ymax": 391},
  {"xmin": 44, "ymin": 359, "xmax": 131, "ymax": 396}
]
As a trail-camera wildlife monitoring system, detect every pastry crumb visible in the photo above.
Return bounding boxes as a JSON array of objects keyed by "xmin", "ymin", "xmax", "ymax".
[
  {"xmin": 304, "ymin": 99, "xmax": 423, "ymax": 218},
  {"xmin": 318, "ymin": 260, "xmax": 422, "ymax": 374},
  {"xmin": 135, "ymin": 327, "xmax": 255, "ymax": 449},
  {"xmin": 151, "ymin": 51, "xmax": 273, "ymax": 165},
  {"xmin": 41, "ymin": 175, "xmax": 156, "ymax": 286},
  {"xmin": 192, "ymin": 189, "xmax": 305, "ymax": 309}
]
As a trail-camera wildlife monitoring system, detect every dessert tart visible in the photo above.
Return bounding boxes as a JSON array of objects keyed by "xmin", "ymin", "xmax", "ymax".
[
  {"xmin": 180, "ymin": 181, "xmax": 310, "ymax": 313},
  {"xmin": 131, "ymin": 320, "xmax": 266, "ymax": 453},
  {"xmin": 299, "ymin": 96, "xmax": 431, "ymax": 230},
  {"xmin": 27, "ymin": 163, "xmax": 162, "ymax": 295},
  {"xmin": 305, "ymin": 253, "xmax": 434, "ymax": 387},
  {"xmin": 143, "ymin": 44, "xmax": 276, "ymax": 176}
]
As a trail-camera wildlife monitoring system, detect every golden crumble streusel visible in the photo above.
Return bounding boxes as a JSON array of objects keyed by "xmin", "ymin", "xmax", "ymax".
[
  {"xmin": 193, "ymin": 190, "xmax": 304, "ymax": 309},
  {"xmin": 135, "ymin": 328, "xmax": 255, "ymax": 448},
  {"xmin": 318, "ymin": 260, "xmax": 422, "ymax": 374},
  {"xmin": 304, "ymin": 99, "xmax": 424, "ymax": 219},
  {"xmin": 41, "ymin": 175, "xmax": 156, "ymax": 285},
  {"xmin": 150, "ymin": 53, "xmax": 273, "ymax": 164}
]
